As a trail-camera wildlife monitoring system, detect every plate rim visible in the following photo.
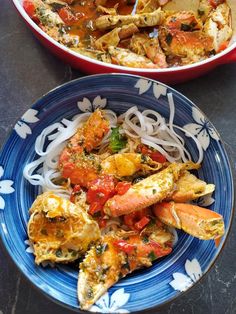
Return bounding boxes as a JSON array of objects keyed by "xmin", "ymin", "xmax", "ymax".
[{"xmin": 0, "ymin": 73, "xmax": 234, "ymax": 313}]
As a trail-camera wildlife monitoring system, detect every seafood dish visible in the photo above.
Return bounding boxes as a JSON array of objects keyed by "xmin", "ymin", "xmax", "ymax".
[
  {"xmin": 24, "ymin": 101, "xmax": 224, "ymax": 310},
  {"xmin": 22, "ymin": 0, "xmax": 233, "ymax": 69}
]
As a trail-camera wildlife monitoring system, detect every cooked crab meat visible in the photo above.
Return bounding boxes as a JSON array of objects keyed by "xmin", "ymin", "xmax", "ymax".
[
  {"xmin": 130, "ymin": 33, "xmax": 167, "ymax": 67},
  {"xmin": 108, "ymin": 46, "xmax": 162, "ymax": 68},
  {"xmin": 36, "ymin": 5, "xmax": 64, "ymax": 27},
  {"xmin": 153, "ymin": 201, "xmax": 225, "ymax": 240},
  {"xmin": 136, "ymin": 0, "xmax": 160, "ymax": 14},
  {"xmin": 159, "ymin": 27, "xmax": 214, "ymax": 64},
  {"xmin": 59, "ymin": 109, "xmax": 110, "ymax": 187},
  {"xmin": 71, "ymin": 47, "xmax": 112, "ymax": 63},
  {"xmin": 96, "ymin": 4, "xmax": 118, "ymax": 15},
  {"xmin": 32, "ymin": 0, "xmax": 80, "ymax": 47},
  {"xmin": 104, "ymin": 162, "xmax": 200, "ymax": 217},
  {"xmin": 78, "ymin": 222, "xmax": 172, "ymax": 310},
  {"xmin": 95, "ymin": 28, "xmax": 121, "ymax": 51},
  {"xmin": 164, "ymin": 11, "xmax": 203, "ymax": 30},
  {"xmin": 101, "ymin": 152, "xmax": 164, "ymax": 177},
  {"xmin": 169, "ymin": 170, "xmax": 215, "ymax": 202},
  {"xmin": 204, "ymin": 3, "xmax": 232, "ymax": 51},
  {"xmin": 95, "ymin": 8, "xmax": 165, "ymax": 31},
  {"xmin": 27, "ymin": 192, "xmax": 101, "ymax": 264},
  {"xmin": 44, "ymin": 0, "xmax": 74, "ymax": 5},
  {"xmin": 95, "ymin": 24, "xmax": 139, "ymax": 51},
  {"xmin": 198, "ymin": 0, "xmax": 215, "ymax": 21}
]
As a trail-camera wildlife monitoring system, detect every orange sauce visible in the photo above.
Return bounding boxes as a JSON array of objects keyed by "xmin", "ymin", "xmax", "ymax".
[{"xmin": 69, "ymin": 0, "xmax": 134, "ymax": 45}]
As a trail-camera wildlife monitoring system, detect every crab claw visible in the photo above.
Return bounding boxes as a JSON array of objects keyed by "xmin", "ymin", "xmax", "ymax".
[
  {"xmin": 153, "ymin": 201, "xmax": 224, "ymax": 240},
  {"xmin": 104, "ymin": 162, "xmax": 199, "ymax": 217}
]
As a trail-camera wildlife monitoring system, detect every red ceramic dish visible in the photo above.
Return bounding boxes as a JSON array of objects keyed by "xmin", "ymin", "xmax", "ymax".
[{"xmin": 13, "ymin": 0, "xmax": 236, "ymax": 84}]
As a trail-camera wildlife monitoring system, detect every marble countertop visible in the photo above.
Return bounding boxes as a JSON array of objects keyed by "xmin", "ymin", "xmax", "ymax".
[{"xmin": 1, "ymin": 1, "xmax": 236, "ymax": 314}]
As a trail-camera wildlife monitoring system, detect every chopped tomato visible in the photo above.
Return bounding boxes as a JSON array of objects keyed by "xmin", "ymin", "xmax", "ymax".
[
  {"xmin": 137, "ymin": 144, "xmax": 166, "ymax": 163},
  {"xmin": 87, "ymin": 175, "xmax": 116, "ymax": 215},
  {"xmin": 70, "ymin": 184, "xmax": 81, "ymax": 203},
  {"xmin": 123, "ymin": 208, "xmax": 150, "ymax": 230},
  {"xmin": 87, "ymin": 175, "xmax": 116, "ymax": 204},
  {"xmin": 137, "ymin": 144, "xmax": 150, "ymax": 155},
  {"xmin": 149, "ymin": 240, "xmax": 172, "ymax": 257},
  {"xmin": 113, "ymin": 240, "xmax": 135, "ymax": 254},
  {"xmin": 88, "ymin": 202, "xmax": 103, "ymax": 215},
  {"xmin": 115, "ymin": 181, "xmax": 131, "ymax": 195},
  {"xmin": 23, "ymin": 1, "xmax": 39, "ymax": 23},
  {"xmin": 218, "ymin": 41, "xmax": 229, "ymax": 52},
  {"xmin": 98, "ymin": 218, "xmax": 107, "ymax": 228},
  {"xmin": 58, "ymin": 7, "xmax": 78, "ymax": 25},
  {"xmin": 149, "ymin": 151, "xmax": 167, "ymax": 163},
  {"xmin": 134, "ymin": 216, "xmax": 150, "ymax": 231},
  {"xmin": 209, "ymin": 0, "xmax": 225, "ymax": 9}
]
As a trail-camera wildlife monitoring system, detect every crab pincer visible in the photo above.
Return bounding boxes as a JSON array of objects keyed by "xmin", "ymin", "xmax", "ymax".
[
  {"xmin": 103, "ymin": 162, "xmax": 199, "ymax": 217},
  {"xmin": 153, "ymin": 201, "xmax": 225, "ymax": 240}
]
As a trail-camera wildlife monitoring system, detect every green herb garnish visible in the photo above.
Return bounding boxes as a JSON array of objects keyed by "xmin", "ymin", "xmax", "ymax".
[
  {"xmin": 198, "ymin": 9, "xmax": 205, "ymax": 17},
  {"xmin": 148, "ymin": 251, "xmax": 157, "ymax": 261},
  {"xmin": 166, "ymin": 33, "xmax": 173, "ymax": 45},
  {"xmin": 109, "ymin": 127, "xmax": 127, "ymax": 153},
  {"xmin": 95, "ymin": 243, "xmax": 108, "ymax": 255},
  {"xmin": 40, "ymin": 228, "xmax": 48, "ymax": 235},
  {"xmin": 142, "ymin": 235, "xmax": 149, "ymax": 243},
  {"xmin": 180, "ymin": 23, "xmax": 192, "ymax": 31},
  {"xmin": 55, "ymin": 248, "xmax": 62, "ymax": 257}
]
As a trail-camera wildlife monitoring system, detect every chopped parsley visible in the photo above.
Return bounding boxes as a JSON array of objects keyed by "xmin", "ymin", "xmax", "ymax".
[
  {"xmin": 109, "ymin": 127, "xmax": 127, "ymax": 153},
  {"xmin": 95, "ymin": 243, "xmax": 108, "ymax": 255},
  {"xmin": 148, "ymin": 251, "xmax": 157, "ymax": 261},
  {"xmin": 198, "ymin": 9, "xmax": 205, "ymax": 16},
  {"xmin": 55, "ymin": 248, "xmax": 62, "ymax": 257},
  {"xmin": 166, "ymin": 33, "xmax": 173, "ymax": 45}
]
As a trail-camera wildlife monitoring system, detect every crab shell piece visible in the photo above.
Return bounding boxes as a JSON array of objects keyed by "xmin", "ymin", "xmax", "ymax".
[
  {"xmin": 169, "ymin": 170, "xmax": 215, "ymax": 202},
  {"xmin": 153, "ymin": 201, "xmax": 225, "ymax": 240},
  {"xmin": 27, "ymin": 191, "xmax": 101, "ymax": 264},
  {"xmin": 78, "ymin": 224, "xmax": 173, "ymax": 310}
]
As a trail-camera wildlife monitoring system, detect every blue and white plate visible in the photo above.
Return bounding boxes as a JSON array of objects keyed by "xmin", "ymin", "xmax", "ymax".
[{"xmin": 0, "ymin": 74, "xmax": 234, "ymax": 313}]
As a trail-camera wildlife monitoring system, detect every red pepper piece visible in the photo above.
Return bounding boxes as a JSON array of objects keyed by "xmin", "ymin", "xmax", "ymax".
[{"xmin": 113, "ymin": 240, "xmax": 135, "ymax": 254}]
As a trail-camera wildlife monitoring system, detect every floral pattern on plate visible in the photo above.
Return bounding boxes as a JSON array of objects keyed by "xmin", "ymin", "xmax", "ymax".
[
  {"xmin": 170, "ymin": 259, "xmax": 202, "ymax": 292},
  {"xmin": 90, "ymin": 289, "xmax": 130, "ymax": 313},
  {"xmin": 14, "ymin": 109, "xmax": 39, "ymax": 139},
  {"xmin": 77, "ymin": 96, "xmax": 107, "ymax": 112},
  {"xmin": 183, "ymin": 107, "xmax": 220, "ymax": 151},
  {"xmin": 0, "ymin": 74, "xmax": 232, "ymax": 313},
  {"xmin": 134, "ymin": 78, "xmax": 167, "ymax": 99},
  {"xmin": 0, "ymin": 166, "xmax": 14, "ymax": 210}
]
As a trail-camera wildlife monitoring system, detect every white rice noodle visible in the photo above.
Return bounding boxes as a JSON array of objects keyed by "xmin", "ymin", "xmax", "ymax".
[
  {"xmin": 24, "ymin": 113, "xmax": 91, "ymax": 195},
  {"xmin": 23, "ymin": 110, "xmax": 121, "ymax": 195},
  {"xmin": 168, "ymin": 227, "xmax": 179, "ymax": 247},
  {"xmin": 24, "ymin": 94, "xmax": 204, "ymax": 195},
  {"xmin": 120, "ymin": 93, "xmax": 203, "ymax": 164}
]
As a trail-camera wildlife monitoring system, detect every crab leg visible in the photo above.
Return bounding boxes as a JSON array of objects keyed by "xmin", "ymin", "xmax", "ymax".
[
  {"xmin": 78, "ymin": 222, "xmax": 172, "ymax": 310},
  {"xmin": 153, "ymin": 202, "xmax": 224, "ymax": 240},
  {"xmin": 169, "ymin": 170, "xmax": 215, "ymax": 202},
  {"xmin": 95, "ymin": 8, "xmax": 165, "ymax": 30},
  {"xmin": 104, "ymin": 162, "xmax": 199, "ymax": 217}
]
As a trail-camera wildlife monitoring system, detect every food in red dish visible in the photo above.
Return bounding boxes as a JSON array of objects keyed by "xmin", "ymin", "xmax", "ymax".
[{"xmin": 22, "ymin": 0, "xmax": 232, "ymax": 69}]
